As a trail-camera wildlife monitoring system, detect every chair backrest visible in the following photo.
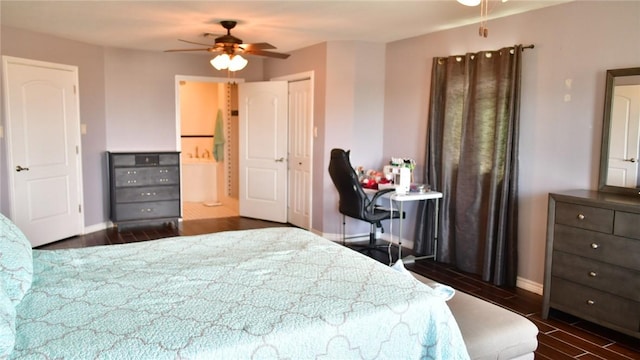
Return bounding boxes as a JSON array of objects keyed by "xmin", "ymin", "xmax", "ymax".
[{"xmin": 328, "ymin": 148, "xmax": 370, "ymax": 220}]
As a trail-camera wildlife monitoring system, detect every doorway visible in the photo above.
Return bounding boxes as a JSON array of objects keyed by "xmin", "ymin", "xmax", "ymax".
[
  {"xmin": 175, "ymin": 76, "xmax": 240, "ymax": 220},
  {"xmin": 174, "ymin": 73, "xmax": 313, "ymax": 229}
]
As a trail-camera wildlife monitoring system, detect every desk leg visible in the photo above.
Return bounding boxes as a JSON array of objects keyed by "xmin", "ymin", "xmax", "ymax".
[
  {"xmin": 434, "ymin": 198, "xmax": 438, "ymax": 261},
  {"xmin": 402, "ymin": 197, "xmax": 438, "ymax": 264},
  {"xmin": 398, "ymin": 201, "xmax": 404, "ymax": 260}
]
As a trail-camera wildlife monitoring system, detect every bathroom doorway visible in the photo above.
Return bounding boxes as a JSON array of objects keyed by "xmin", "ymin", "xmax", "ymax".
[{"xmin": 175, "ymin": 75, "xmax": 241, "ymax": 220}]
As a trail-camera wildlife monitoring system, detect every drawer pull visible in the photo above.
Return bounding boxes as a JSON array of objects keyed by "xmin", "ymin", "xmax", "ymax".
[
  {"xmin": 140, "ymin": 208, "xmax": 153, "ymax": 213},
  {"xmin": 127, "ymin": 180, "xmax": 137, "ymax": 184},
  {"xmin": 586, "ymin": 300, "xmax": 595, "ymax": 305},
  {"xmin": 141, "ymin": 192, "xmax": 157, "ymax": 197},
  {"xmin": 577, "ymin": 213, "xmax": 585, "ymax": 220},
  {"xmin": 588, "ymin": 271, "xmax": 597, "ymax": 277},
  {"xmin": 127, "ymin": 170, "xmax": 137, "ymax": 175},
  {"xmin": 590, "ymin": 243, "xmax": 599, "ymax": 249}
]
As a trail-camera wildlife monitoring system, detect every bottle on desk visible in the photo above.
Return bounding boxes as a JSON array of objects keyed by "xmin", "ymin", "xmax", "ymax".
[{"xmin": 394, "ymin": 167, "xmax": 411, "ymax": 195}]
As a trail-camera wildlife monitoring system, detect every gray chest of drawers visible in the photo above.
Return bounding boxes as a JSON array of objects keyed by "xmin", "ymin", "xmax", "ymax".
[
  {"xmin": 107, "ymin": 152, "xmax": 181, "ymax": 231},
  {"xmin": 543, "ymin": 190, "xmax": 640, "ymax": 339}
]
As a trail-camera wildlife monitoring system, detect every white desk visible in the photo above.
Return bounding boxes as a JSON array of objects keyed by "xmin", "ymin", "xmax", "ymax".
[{"xmin": 365, "ymin": 189, "xmax": 443, "ymax": 263}]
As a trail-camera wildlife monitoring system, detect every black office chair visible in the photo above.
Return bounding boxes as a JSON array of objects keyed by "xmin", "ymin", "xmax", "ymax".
[{"xmin": 328, "ymin": 148, "xmax": 403, "ymax": 252}]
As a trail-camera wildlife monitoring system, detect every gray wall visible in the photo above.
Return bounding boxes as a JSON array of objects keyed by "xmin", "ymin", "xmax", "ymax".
[
  {"xmin": 383, "ymin": 0, "xmax": 640, "ymax": 286},
  {"xmin": 104, "ymin": 48, "xmax": 264, "ymax": 151}
]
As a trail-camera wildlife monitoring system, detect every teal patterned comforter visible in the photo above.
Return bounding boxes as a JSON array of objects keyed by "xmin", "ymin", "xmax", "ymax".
[{"xmin": 13, "ymin": 228, "xmax": 469, "ymax": 359}]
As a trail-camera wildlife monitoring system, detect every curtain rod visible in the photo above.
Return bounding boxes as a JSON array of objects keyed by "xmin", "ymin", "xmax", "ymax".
[{"xmin": 438, "ymin": 44, "xmax": 535, "ymax": 61}]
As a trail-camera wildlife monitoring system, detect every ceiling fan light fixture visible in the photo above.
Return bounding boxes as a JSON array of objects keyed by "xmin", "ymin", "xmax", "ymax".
[
  {"xmin": 210, "ymin": 53, "xmax": 248, "ymax": 71},
  {"xmin": 228, "ymin": 54, "xmax": 248, "ymax": 71},
  {"xmin": 457, "ymin": 0, "xmax": 481, "ymax": 6},
  {"xmin": 211, "ymin": 54, "xmax": 231, "ymax": 70}
]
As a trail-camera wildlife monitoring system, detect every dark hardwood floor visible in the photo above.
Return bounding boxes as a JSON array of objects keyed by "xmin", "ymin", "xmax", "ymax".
[{"xmin": 38, "ymin": 217, "xmax": 640, "ymax": 360}]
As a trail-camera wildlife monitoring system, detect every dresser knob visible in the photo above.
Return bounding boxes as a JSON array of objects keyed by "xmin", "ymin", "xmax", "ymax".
[
  {"xmin": 588, "ymin": 271, "xmax": 597, "ymax": 277},
  {"xmin": 590, "ymin": 243, "xmax": 599, "ymax": 249},
  {"xmin": 586, "ymin": 300, "xmax": 595, "ymax": 305},
  {"xmin": 577, "ymin": 213, "xmax": 585, "ymax": 220}
]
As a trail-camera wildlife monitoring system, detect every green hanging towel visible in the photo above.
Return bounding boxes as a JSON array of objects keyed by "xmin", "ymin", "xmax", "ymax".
[{"xmin": 213, "ymin": 109, "xmax": 225, "ymax": 162}]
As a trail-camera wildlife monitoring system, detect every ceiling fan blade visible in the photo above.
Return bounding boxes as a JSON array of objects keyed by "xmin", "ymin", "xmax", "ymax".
[
  {"xmin": 242, "ymin": 49, "xmax": 290, "ymax": 59},
  {"xmin": 240, "ymin": 42, "xmax": 277, "ymax": 50},
  {"xmin": 178, "ymin": 39, "xmax": 215, "ymax": 47},
  {"xmin": 164, "ymin": 48, "xmax": 211, "ymax": 52}
]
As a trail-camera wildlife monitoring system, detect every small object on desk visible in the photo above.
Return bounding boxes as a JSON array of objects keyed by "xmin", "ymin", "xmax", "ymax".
[{"xmin": 414, "ymin": 184, "xmax": 431, "ymax": 193}]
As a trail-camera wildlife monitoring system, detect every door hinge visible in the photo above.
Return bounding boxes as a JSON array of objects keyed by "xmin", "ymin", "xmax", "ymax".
[
  {"xmin": 73, "ymin": 85, "xmax": 77, "ymax": 94},
  {"xmin": 78, "ymin": 204, "xmax": 82, "ymax": 213},
  {"xmin": 76, "ymin": 145, "xmax": 79, "ymax": 154}
]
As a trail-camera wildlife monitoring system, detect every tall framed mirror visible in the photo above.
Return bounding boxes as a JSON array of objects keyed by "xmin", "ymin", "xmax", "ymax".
[{"xmin": 598, "ymin": 67, "xmax": 640, "ymax": 196}]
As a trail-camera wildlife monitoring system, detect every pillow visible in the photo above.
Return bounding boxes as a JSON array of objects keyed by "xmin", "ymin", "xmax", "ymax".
[
  {"xmin": 0, "ymin": 282, "xmax": 16, "ymax": 358},
  {"xmin": 0, "ymin": 213, "xmax": 33, "ymax": 305}
]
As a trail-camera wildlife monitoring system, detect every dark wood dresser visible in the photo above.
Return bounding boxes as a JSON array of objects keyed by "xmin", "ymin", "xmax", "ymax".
[
  {"xmin": 107, "ymin": 152, "xmax": 181, "ymax": 231},
  {"xmin": 543, "ymin": 190, "xmax": 640, "ymax": 339}
]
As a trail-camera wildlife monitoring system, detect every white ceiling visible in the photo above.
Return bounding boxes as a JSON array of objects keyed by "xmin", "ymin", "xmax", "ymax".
[{"xmin": 1, "ymin": 0, "xmax": 573, "ymax": 56}]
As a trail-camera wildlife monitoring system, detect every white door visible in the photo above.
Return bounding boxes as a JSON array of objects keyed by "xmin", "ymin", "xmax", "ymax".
[
  {"xmin": 238, "ymin": 81, "xmax": 288, "ymax": 222},
  {"xmin": 607, "ymin": 84, "xmax": 640, "ymax": 187},
  {"xmin": 287, "ymin": 79, "xmax": 312, "ymax": 229},
  {"xmin": 2, "ymin": 56, "xmax": 84, "ymax": 247}
]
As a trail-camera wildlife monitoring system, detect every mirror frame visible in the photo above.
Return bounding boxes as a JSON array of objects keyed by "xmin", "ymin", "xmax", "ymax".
[{"xmin": 598, "ymin": 67, "xmax": 640, "ymax": 196}]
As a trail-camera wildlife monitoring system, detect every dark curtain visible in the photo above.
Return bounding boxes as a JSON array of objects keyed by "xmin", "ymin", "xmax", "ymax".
[{"xmin": 414, "ymin": 45, "xmax": 523, "ymax": 287}]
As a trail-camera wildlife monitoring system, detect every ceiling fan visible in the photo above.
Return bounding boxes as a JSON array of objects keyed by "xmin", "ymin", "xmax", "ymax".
[{"xmin": 165, "ymin": 20, "xmax": 290, "ymax": 71}]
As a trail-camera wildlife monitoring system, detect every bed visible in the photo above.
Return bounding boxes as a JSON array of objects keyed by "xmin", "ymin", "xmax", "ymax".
[{"xmin": 0, "ymin": 214, "xmax": 469, "ymax": 359}]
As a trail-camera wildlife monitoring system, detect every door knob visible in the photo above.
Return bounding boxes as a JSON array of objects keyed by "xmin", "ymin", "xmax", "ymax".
[
  {"xmin": 275, "ymin": 157, "xmax": 285, "ymax": 162},
  {"xmin": 624, "ymin": 158, "xmax": 637, "ymax": 163},
  {"xmin": 15, "ymin": 165, "xmax": 30, "ymax": 172}
]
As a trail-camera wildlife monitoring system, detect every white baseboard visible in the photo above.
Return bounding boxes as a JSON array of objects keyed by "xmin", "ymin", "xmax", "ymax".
[
  {"xmin": 83, "ymin": 221, "xmax": 111, "ymax": 235},
  {"xmin": 516, "ymin": 276, "xmax": 543, "ymax": 295}
]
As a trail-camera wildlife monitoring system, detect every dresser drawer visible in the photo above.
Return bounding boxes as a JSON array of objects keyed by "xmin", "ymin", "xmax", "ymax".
[
  {"xmin": 114, "ymin": 167, "xmax": 179, "ymax": 187},
  {"xmin": 159, "ymin": 153, "xmax": 179, "ymax": 165},
  {"xmin": 550, "ymin": 277, "xmax": 640, "ymax": 333},
  {"xmin": 551, "ymin": 251, "xmax": 640, "ymax": 301},
  {"xmin": 110, "ymin": 153, "xmax": 180, "ymax": 166},
  {"xmin": 555, "ymin": 202, "xmax": 613, "ymax": 233},
  {"xmin": 114, "ymin": 186, "xmax": 179, "ymax": 203},
  {"xmin": 553, "ymin": 224, "xmax": 640, "ymax": 270},
  {"xmin": 615, "ymin": 211, "xmax": 640, "ymax": 240},
  {"xmin": 114, "ymin": 200, "xmax": 180, "ymax": 221}
]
